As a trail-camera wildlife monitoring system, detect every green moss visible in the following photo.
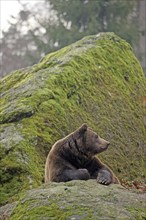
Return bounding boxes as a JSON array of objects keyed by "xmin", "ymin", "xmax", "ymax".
[
  {"xmin": 0, "ymin": 32, "xmax": 146, "ymax": 205},
  {"xmin": 126, "ymin": 207, "xmax": 146, "ymax": 220},
  {"xmin": 10, "ymin": 202, "xmax": 94, "ymax": 220}
]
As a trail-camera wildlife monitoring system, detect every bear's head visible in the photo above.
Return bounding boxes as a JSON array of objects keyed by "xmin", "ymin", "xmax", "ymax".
[{"xmin": 74, "ymin": 124, "xmax": 110, "ymax": 157}]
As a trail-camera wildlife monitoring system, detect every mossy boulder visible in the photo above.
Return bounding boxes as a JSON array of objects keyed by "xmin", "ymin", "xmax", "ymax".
[
  {"xmin": 0, "ymin": 180, "xmax": 146, "ymax": 220},
  {"xmin": 0, "ymin": 32, "xmax": 146, "ymax": 206}
]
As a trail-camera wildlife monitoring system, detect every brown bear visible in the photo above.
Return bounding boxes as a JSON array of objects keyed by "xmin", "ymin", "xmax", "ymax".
[{"xmin": 45, "ymin": 124, "xmax": 119, "ymax": 185}]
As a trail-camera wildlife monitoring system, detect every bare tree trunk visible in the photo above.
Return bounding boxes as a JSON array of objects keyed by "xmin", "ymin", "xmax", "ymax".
[{"xmin": 137, "ymin": 0, "xmax": 146, "ymax": 75}]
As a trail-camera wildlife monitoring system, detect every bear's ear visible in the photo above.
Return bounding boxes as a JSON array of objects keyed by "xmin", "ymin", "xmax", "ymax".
[
  {"xmin": 73, "ymin": 123, "xmax": 87, "ymax": 139},
  {"xmin": 78, "ymin": 123, "xmax": 87, "ymax": 135}
]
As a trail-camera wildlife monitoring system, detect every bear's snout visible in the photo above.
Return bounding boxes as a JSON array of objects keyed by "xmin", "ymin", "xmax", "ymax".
[
  {"xmin": 98, "ymin": 137, "xmax": 110, "ymax": 148},
  {"xmin": 104, "ymin": 141, "xmax": 110, "ymax": 149},
  {"xmin": 106, "ymin": 142, "xmax": 110, "ymax": 147}
]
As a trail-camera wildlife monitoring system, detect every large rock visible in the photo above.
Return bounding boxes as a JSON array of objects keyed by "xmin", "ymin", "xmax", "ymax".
[
  {"xmin": 0, "ymin": 33, "xmax": 146, "ymax": 206},
  {"xmin": 0, "ymin": 180, "xmax": 145, "ymax": 219}
]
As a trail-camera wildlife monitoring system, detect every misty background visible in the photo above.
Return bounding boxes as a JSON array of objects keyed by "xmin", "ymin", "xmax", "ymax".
[{"xmin": 0, "ymin": 0, "xmax": 146, "ymax": 78}]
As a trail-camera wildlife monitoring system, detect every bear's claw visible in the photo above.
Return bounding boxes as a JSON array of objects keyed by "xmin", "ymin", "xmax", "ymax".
[{"xmin": 97, "ymin": 170, "xmax": 112, "ymax": 185}]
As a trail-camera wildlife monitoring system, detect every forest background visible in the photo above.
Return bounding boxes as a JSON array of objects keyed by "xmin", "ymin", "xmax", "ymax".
[{"xmin": 0, "ymin": 0, "xmax": 146, "ymax": 78}]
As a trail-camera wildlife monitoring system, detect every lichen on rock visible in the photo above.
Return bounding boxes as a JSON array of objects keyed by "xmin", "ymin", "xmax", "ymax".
[{"xmin": 0, "ymin": 180, "xmax": 145, "ymax": 220}]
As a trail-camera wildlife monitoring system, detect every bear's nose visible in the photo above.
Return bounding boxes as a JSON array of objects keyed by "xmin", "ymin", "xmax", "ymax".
[{"xmin": 107, "ymin": 142, "xmax": 110, "ymax": 146}]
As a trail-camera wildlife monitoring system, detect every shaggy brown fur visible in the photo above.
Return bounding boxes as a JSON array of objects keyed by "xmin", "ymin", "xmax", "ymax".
[{"xmin": 45, "ymin": 124, "xmax": 119, "ymax": 185}]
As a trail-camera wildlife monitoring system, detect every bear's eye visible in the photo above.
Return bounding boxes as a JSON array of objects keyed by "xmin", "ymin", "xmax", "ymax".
[{"xmin": 95, "ymin": 135, "xmax": 98, "ymax": 139}]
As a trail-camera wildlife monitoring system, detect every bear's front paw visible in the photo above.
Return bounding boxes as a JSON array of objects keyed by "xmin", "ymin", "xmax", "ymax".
[
  {"xmin": 97, "ymin": 170, "xmax": 112, "ymax": 185},
  {"xmin": 78, "ymin": 168, "xmax": 90, "ymax": 180}
]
